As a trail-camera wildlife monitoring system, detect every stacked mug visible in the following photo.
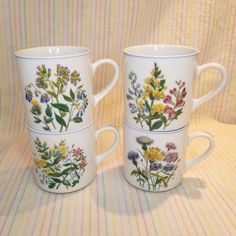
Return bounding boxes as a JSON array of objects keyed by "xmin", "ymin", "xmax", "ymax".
[
  {"xmin": 123, "ymin": 45, "xmax": 227, "ymax": 192},
  {"xmin": 15, "ymin": 46, "xmax": 120, "ymax": 193}
]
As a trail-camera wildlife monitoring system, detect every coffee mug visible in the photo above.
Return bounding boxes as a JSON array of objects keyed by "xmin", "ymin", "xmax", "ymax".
[
  {"xmin": 28, "ymin": 122, "xmax": 119, "ymax": 193},
  {"xmin": 124, "ymin": 45, "xmax": 227, "ymax": 131},
  {"xmin": 15, "ymin": 46, "xmax": 119, "ymax": 132},
  {"xmin": 123, "ymin": 121, "xmax": 214, "ymax": 192}
]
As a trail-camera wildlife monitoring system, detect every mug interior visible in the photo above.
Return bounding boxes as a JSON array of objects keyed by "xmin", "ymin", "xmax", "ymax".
[
  {"xmin": 15, "ymin": 46, "xmax": 90, "ymax": 59},
  {"xmin": 124, "ymin": 44, "xmax": 199, "ymax": 58}
]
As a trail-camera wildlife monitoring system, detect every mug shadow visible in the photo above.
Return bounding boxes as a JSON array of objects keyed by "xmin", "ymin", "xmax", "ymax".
[
  {"xmin": 92, "ymin": 165, "xmax": 206, "ymax": 216},
  {"xmin": 0, "ymin": 166, "xmax": 86, "ymax": 216}
]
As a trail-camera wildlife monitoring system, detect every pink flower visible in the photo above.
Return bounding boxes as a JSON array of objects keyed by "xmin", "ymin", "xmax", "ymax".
[
  {"xmin": 181, "ymin": 87, "xmax": 187, "ymax": 98},
  {"xmin": 168, "ymin": 111, "xmax": 177, "ymax": 120},
  {"xmin": 164, "ymin": 105, "xmax": 173, "ymax": 114},
  {"xmin": 79, "ymin": 160, "xmax": 87, "ymax": 168},
  {"xmin": 164, "ymin": 152, "xmax": 178, "ymax": 162},
  {"xmin": 170, "ymin": 88, "xmax": 177, "ymax": 95},
  {"xmin": 163, "ymin": 95, "xmax": 172, "ymax": 104},
  {"xmin": 72, "ymin": 147, "xmax": 83, "ymax": 157},
  {"xmin": 166, "ymin": 143, "xmax": 176, "ymax": 150},
  {"xmin": 176, "ymin": 99, "xmax": 185, "ymax": 107}
]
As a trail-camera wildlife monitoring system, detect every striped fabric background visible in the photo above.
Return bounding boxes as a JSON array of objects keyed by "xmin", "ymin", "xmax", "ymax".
[{"xmin": 0, "ymin": 0, "xmax": 236, "ymax": 235}]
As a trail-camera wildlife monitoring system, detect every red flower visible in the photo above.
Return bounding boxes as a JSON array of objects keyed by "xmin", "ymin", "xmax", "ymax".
[
  {"xmin": 79, "ymin": 160, "xmax": 87, "ymax": 168},
  {"xmin": 170, "ymin": 88, "xmax": 177, "ymax": 95},
  {"xmin": 166, "ymin": 142, "xmax": 177, "ymax": 150},
  {"xmin": 72, "ymin": 147, "xmax": 83, "ymax": 157},
  {"xmin": 168, "ymin": 111, "xmax": 177, "ymax": 120},
  {"xmin": 163, "ymin": 95, "xmax": 172, "ymax": 104},
  {"xmin": 164, "ymin": 105, "xmax": 173, "ymax": 114},
  {"xmin": 176, "ymin": 99, "xmax": 185, "ymax": 107},
  {"xmin": 181, "ymin": 87, "xmax": 187, "ymax": 98}
]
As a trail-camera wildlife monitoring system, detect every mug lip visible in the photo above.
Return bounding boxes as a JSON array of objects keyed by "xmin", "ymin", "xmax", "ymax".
[
  {"xmin": 15, "ymin": 45, "xmax": 90, "ymax": 59},
  {"xmin": 27, "ymin": 121, "xmax": 94, "ymax": 135},
  {"xmin": 123, "ymin": 44, "xmax": 200, "ymax": 58},
  {"xmin": 124, "ymin": 120, "xmax": 188, "ymax": 133}
]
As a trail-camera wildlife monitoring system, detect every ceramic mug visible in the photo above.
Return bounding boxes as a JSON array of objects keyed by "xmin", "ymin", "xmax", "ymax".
[
  {"xmin": 123, "ymin": 121, "xmax": 214, "ymax": 192},
  {"xmin": 124, "ymin": 44, "xmax": 227, "ymax": 131},
  {"xmin": 15, "ymin": 46, "xmax": 119, "ymax": 132},
  {"xmin": 27, "ymin": 122, "xmax": 119, "ymax": 193}
]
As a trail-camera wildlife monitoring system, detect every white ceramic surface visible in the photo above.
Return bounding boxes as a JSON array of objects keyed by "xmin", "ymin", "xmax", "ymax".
[
  {"xmin": 124, "ymin": 44, "xmax": 227, "ymax": 131},
  {"xmin": 15, "ymin": 46, "xmax": 119, "ymax": 132},
  {"xmin": 28, "ymin": 122, "xmax": 119, "ymax": 193},
  {"xmin": 123, "ymin": 121, "xmax": 215, "ymax": 192}
]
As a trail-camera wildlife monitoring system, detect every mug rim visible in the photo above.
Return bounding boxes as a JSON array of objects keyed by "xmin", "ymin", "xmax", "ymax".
[
  {"xmin": 124, "ymin": 120, "xmax": 188, "ymax": 134},
  {"xmin": 15, "ymin": 46, "xmax": 90, "ymax": 59},
  {"xmin": 123, "ymin": 44, "xmax": 200, "ymax": 58},
  {"xmin": 27, "ymin": 121, "xmax": 94, "ymax": 135}
]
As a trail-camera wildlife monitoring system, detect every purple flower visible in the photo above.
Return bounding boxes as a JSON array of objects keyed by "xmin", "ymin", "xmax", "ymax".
[
  {"xmin": 164, "ymin": 152, "xmax": 178, "ymax": 162},
  {"xmin": 149, "ymin": 162, "xmax": 162, "ymax": 171},
  {"xmin": 163, "ymin": 163, "xmax": 175, "ymax": 172},
  {"xmin": 128, "ymin": 151, "xmax": 139, "ymax": 161},
  {"xmin": 25, "ymin": 90, "xmax": 33, "ymax": 102}
]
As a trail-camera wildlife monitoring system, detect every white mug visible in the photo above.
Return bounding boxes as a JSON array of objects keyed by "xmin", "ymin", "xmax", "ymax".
[
  {"xmin": 123, "ymin": 121, "xmax": 215, "ymax": 192},
  {"xmin": 28, "ymin": 122, "xmax": 119, "ymax": 193},
  {"xmin": 124, "ymin": 45, "xmax": 227, "ymax": 131},
  {"xmin": 15, "ymin": 46, "xmax": 119, "ymax": 132}
]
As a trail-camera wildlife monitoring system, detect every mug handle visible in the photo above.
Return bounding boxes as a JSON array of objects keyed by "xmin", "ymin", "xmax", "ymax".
[
  {"xmin": 92, "ymin": 59, "xmax": 119, "ymax": 105},
  {"xmin": 95, "ymin": 126, "xmax": 120, "ymax": 165},
  {"xmin": 185, "ymin": 131, "xmax": 215, "ymax": 169},
  {"xmin": 192, "ymin": 63, "xmax": 227, "ymax": 111}
]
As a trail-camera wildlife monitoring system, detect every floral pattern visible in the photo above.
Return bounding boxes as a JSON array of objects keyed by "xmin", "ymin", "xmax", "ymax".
[
  {"xmin": 33, "ymin": 137, "xmax": 87, "ymax": 190},
  {"xmin": 126, "ymin": 63, "xmax": 187, "ymax": 130},
  {"xmin": 25, "ymin": 64, "xmax": 88, "ymax": 132},
  {"xmin": 128, "ymin": 136, "xmax": 179, "ymax": 191}
]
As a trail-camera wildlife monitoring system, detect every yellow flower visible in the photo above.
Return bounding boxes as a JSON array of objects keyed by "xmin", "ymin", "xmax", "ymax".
[
  {"xmin": 153, "ymin": 90, "xmax": 165, "ymax": 99},
  {"xmin": 144, "ymin": 147, "xmax": 165, "ymax": 162},
  {"xmin": 138, "ymin": 100, "xmax": 144, "ymax": 109},
  {"xmin": 153, "ymin": 79, "xmax": 160, "ymax": 87},
  {"xmin": 59, "ymin": 145, "xmax": 68, "ymax": 156},
  {"xmin": 150, "ymin": 69, "xmax": 155, "ymax": 76},
  {"xmin": 151, "ymin": 104, "xmax": 165, "ymax": 113},
  {"xmin": 142, "ymin": 93, "xmax": 149, "ymax": 101},
  {"xmin": 34, "ymin": 159, "xmax": 47, "ymax": 169},
  {"xmin": 31, "ymin": 99, "xmax": 40, "ymax": 106},
  {"xmin": 44, "ymin": 167, "xmax": 53, "ymax": 174},
  {"xmin": 144, "ymin": 85, "xmax": 153, "ymax": 94},
  {"xmin": 144, "ymin": 77, "xmax": 153, "ymax": 84}
]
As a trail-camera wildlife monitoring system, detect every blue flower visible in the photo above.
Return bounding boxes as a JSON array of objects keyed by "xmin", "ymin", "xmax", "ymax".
[
  {"xmin": 149, "ymin": 162, "xmax": 162, "ymax": 171},
  {"xmin": 128, "ymin": 151, "xmax": 139, "ymax": 161},
  {"xmin": 40, "ymin": 94, "xmax": 50, "ymax": 103},
  {"xmin": 163, "ymin": 163, "xmax": 175, "ymax": 172}
]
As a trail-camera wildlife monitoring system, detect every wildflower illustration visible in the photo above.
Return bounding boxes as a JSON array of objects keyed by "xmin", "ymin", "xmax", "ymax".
[
  {"xmin": 25, "ymin": 64, "xmax": 88, "ymax": 132},
  {"xmin": 128, "ymin": 136, "xmax": 179, "ymax": 191},
  {"xmin": 126, "ymin": 63, "xmax": 187, "ymax": 130},
  {"xmin": 33, "ymin": 137, "xmax": 87, "ymax": 189}
]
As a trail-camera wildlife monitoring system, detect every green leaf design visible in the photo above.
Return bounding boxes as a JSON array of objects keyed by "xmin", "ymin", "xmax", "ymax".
[
  {"xmin": 63, "ymin": 95, "xmax": 73, "ymax": 102},
  {"xmin": 144, "ymin": 101, "xmax": 151, "ymax": 112},
  {"xmin": 55, "ymin": 113, "xmax": 67, "ymax": 127},
  {"xmin": 52, "ymin": 178, "xmax": 62, "ymax": 183},
  {"xmin": 160, "ymin": 79, "xmax": 166, "ymax": 87},
  {"xmin": 48, "ymin": 172, "xmax": 62, "ymax": 177},
  {"xmin": 70, "ymin": 88, "xmax": 75, "ymax": 100},
  {"xmin": 45, "ymin": 117, "xmax": 54, "ymax": 123},
  {"xmin": 73, "ymin": 117, "xmax": 82, "ymax": 123},
  {"xmin": 176, "ymin": 109, "xmax": 183, "ymax": 116},
  {"xmin": 51, "ymin": 103, "xmax": 69, "ymax": 112},
  {"xmin": 159, "ymin": 114, "xmax": 167, "ymax": 125},
  {"xmin": 47, "ymin": 91, "xmax": 57, "ymax": 99},
  {"xmin": 151, "ymin": 120, "xmax": 163, "ymax": 130},
  {"xmin": 43, "ymin": 126, "xmax": 50, "ymax": 131},
  {"xmin": 45, "ymin": 104, "xmax": 52, "ymax": 117}
]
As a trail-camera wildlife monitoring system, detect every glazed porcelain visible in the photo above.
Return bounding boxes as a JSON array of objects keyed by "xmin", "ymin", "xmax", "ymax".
[
  {"xmin": 15, "ymin": 46, "xmax": 119, "ymax": 132},
  {"xmin": 28, "ymin": 122, "xmax": 119, "ymax": 193},
  {"xmin": 124, "ymin": 44, "xmax": 227, "ymax": 131},
  {"xmin": 123, "ymin": 121, "xmax": 214, "ymax": 192}
]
